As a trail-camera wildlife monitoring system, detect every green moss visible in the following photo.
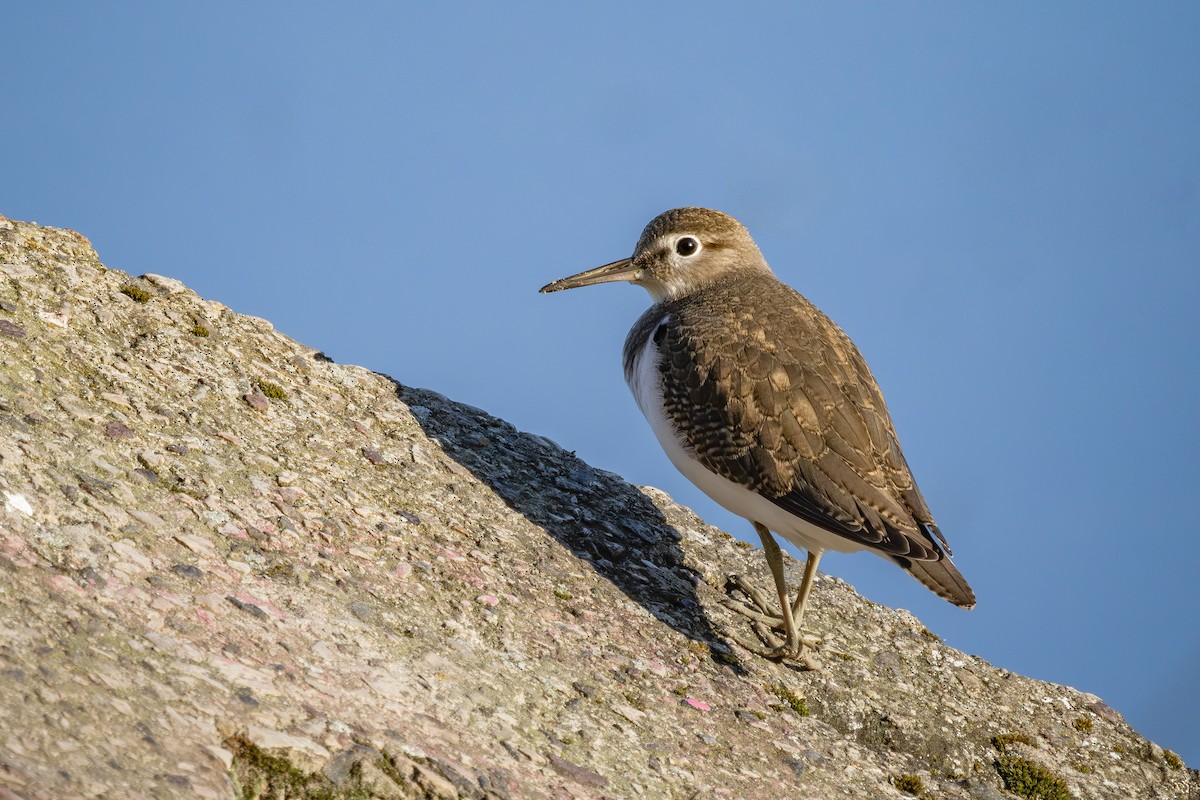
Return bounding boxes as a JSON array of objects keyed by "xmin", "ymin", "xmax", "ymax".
[
  {"xmin": 373, "ymin": 752, "xmax": 408, "ymax": 788},
  {"xmin": 120, "ymin": 284, "xmax": 151, "ymax": 303},
  {"xmin": 553, "ymin": 587, "xmax": 573, "ymax": 601},
  {"xmin": 160, "ymin": 474, "xmax": 205, "ymax": 500},
  {"xmin": 686, "ymin": 641, "xmax": 711, "ymax": 658},
  {"xmin": 225, "ymin": 735, "xmax": 371, "ymax": 799},
  {"xmin": 767, "ymin": 683, "xmax": 809, "ymax": 716},
  {"xmin": 994, "ymin": 754, "xmax": 1072, "ymax": 800},
  {"xmin": 190, "ymin": 323, "xmax": 211, "ymax": 337},
  {"xmin": 256, "ymin": 380, "xmax": 288, "ymax": 400},
  {"xmin": 713, "ymin": 650, "xmax": 741, "ymax": 666},
  {"xmin": 1072, "ymin": 762, "xmax": 1093, "ymax": 774},
  {"xmin": 919, "ymin": 627, "xmax": 942, "ymax": 643},
  {"xmin": 263, "ymin": 562, "xmax": 304, "ymax": 583},
  {"xmin": 1072, "ymin": 716, "xmax": 1092, "ymax": 734},
  {"xmin": 890, "ymin": 773, "xmax": 925, "ymax": 796},
  {"xmin": 734, "ymin": 540, "xmax": 753, "ymax": 549},
  {"xmin": 993, "ymin": 732, "xmax": 1036, "ymax": 750},
  {"xmin": 1164, "ymin": 749, "xmax": 1183, "ymax": 770}
]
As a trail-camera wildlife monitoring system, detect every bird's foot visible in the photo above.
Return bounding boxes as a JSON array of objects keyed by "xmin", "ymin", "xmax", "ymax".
[
  {"xmin": 718, "ymin": 624, "xmax": 823, "ymax": 671},
  {"xmin": 720, "ymin": 574, "xmax": 822, "ymax": 669},
  {"xmin": 722, "ymin": 574, "xmax": 824, "ymax": 646}
]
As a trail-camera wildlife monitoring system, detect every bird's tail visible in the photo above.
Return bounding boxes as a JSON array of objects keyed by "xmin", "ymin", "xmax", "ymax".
[{"xmin": 896, "ymin": 554, "xmax": 976, "ymax": 609}]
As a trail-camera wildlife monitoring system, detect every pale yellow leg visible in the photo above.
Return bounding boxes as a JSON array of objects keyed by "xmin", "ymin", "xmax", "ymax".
[
  {"xmin": 754, "ymin": 522, "xmax": 800, "ymax": 654},
  {"xmin": 720, "ymin": 523, "xmax": 822, "ymax": 667},
  {"xmin": 790, "ymin": 548, "xmax": 822, "ymax": 632}
]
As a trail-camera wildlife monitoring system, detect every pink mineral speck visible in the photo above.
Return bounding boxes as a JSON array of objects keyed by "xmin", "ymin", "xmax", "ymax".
[
  {"xmin": 49, "ymin": 574, "xmax": 84, "ymax": 594},
  {"xmin": 684, "ymin": 697, "xmax": 711, "ymax": 711},
  {"xmin": 219, "ymin": 523, "xmax": 249, "ymax": 540}
]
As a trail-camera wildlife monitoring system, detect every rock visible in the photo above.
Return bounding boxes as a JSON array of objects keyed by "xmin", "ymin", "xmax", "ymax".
[
  {"xmin": 0, "ymin": 216, "xmax": 1194, "ymax": 800},
  {"xmin": 243, "ymin": 392, "xmax": 269, "ymax": 412},
  {"xmin": 0, "ymin": 319, "xmax": 26, "ymax": 339},
  {"xmin": 245, "ymin": 726, "xmax": 331, "ymax": 769},
  {"xmin": 142, "ymin": 273, "xmax": 189, "ymax": 295}
]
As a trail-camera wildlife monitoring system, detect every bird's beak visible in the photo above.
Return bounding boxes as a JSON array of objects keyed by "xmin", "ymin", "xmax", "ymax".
[{"xmin": 539, "ymin": 258, "xmax": 638, "ymax": 294}]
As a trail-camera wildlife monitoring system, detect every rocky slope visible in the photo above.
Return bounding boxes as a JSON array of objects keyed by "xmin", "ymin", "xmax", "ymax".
[{"xmin": 0, "ymin": 215, "xmax": 1195, "ymax": 800}]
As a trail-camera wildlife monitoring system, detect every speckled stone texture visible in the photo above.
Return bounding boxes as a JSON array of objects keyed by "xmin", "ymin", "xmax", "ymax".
[{"xmin": 0, "ymin": 215, "xmax": 1195, "ymax": 800}]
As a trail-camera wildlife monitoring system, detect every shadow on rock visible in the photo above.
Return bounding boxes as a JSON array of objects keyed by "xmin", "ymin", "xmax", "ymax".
[{"xmin": 390, "ymin": 379, "xmax": 731, "ymax": 655}]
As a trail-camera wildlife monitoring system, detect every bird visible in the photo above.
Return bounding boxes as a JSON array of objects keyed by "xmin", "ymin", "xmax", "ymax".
[{"xmin": 539, "ymin": 207, "xmax": 974, "ymax": 665}]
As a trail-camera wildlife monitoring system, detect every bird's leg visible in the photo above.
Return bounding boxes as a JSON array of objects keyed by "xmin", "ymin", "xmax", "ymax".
[
  {"xmin": 756, "ymin": 523, "xmax": 799, "ymax": 653},
  {"xmin": 723, "ymin": 542, "xmax": 823, "ymax": 647},
  {"xmin": 720, "ymin": 524, "xmax": 821, "ymax": 667},
  {"xmin": 790, "ymin": 548, "xmax": 821, "ymax": 634}
]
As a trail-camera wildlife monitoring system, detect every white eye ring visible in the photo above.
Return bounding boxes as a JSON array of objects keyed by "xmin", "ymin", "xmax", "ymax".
[{"xmin": 674, "ymin": 236, "xmax": 701, "ymax": 257}]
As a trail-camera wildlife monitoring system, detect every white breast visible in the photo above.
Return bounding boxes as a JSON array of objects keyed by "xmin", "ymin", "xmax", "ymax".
[{"xmin": 627, "ymin": 320, "xmax": 865, "ymax": 556}]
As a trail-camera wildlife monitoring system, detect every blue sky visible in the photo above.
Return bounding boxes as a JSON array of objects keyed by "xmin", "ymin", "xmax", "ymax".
[{"xmin": 5, "ymin": 2, "xmax": 1199, "ymax": 766}]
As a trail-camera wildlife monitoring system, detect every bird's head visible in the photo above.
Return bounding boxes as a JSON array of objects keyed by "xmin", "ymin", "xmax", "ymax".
[{"xmin": 540, "ymin": 207, "xmax": 771, "ymax": 303}]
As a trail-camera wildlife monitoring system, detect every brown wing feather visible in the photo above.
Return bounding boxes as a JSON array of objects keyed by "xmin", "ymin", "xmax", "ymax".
[{"xmin": 654, "ymin": 271, "xmax": 974, "ymax": 607}]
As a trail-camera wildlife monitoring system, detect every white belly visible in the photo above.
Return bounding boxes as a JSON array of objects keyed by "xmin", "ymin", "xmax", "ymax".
[{"xmin": 628, "ymin": 327, "xmax": 864, "ymax": 556}]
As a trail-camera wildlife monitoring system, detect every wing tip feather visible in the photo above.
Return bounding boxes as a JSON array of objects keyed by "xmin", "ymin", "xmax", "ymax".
[{"xmin": 895, "ymin": 554, "xmax": 976, "ymax": 609}]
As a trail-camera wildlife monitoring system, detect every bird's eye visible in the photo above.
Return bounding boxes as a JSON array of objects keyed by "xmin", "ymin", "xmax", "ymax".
[{"xmin": 675, "ymin": 236, "xmax": 700, "ymax": 257}]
